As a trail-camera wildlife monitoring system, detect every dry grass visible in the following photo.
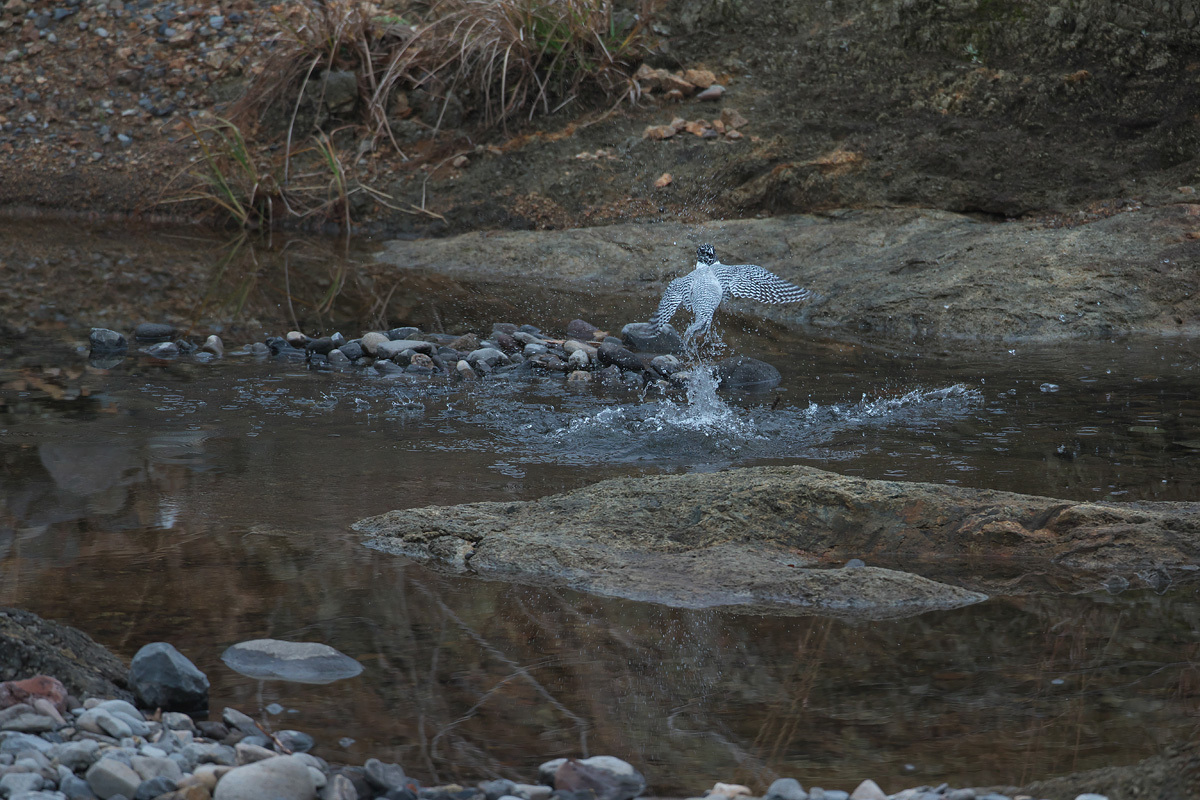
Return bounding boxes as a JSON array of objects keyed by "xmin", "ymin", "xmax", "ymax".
[{"xmin": 236, "ymin": 0, "xmax": 651, "ymax": 143}]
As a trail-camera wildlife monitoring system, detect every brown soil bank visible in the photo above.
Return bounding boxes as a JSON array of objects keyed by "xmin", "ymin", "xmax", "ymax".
[
  {"xmin": 376, "ymin": 203, "xmax": 1200, "ymax": 343},
  {"xmin": 3, "ymin": 0, "xmax": 1200, "ymax": 232},
  {"xmin": 353, "ymin": 464, "xmax": 1200, "ymax": 612}
]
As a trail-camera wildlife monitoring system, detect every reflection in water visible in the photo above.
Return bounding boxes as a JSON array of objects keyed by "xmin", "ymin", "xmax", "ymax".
[
  {"xmin": 3, "ymin": 221, "xmax": 1200, "ymax": 792},
  {"xmin": 2, "ymin": 333, "xmax": 1200, "ymax": 792}
]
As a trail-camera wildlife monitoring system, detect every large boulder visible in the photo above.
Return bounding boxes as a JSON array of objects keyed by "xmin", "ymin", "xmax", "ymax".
[
  {"xmin": 0, "ymin": 608, "xmax": 132, "ymax": 702},
  {"xmin": 129, "ymin": 642, "xmax": 210, "ymax": 712}
]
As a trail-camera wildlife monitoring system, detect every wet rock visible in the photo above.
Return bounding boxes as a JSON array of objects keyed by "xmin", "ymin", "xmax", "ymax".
[
  {"xmin": 307, "ymin": 337, "xmax": 336, "ymax": 356},
  {"xmin": 493, "ymin": 332, "xmax": 520, "ymax": 354},
  {"xmin": 567, "ymin": 370, "xmax": 590, "ymax": 383},
  {"xmin": 286, "ymin": 331, "xmax": 310, "ymax": 348},
  {"xmin": 620, "ymin": 322, "xmax": 682, "ymax": 353},
  {"xmin": 567, "ymin": 350, "xmax": 589, "ymax": 369},
  {"xmin": 523, "ymin": 342, "xmax": 548, "ymax": 357},
  {"xmin": 359, "ymin": 332, "xmax": 389, "ymax": 355},
  {"xmin": 134, "ymin": 323, "xmax": 175, "ymax": 342},
  {"xmin": 142, "ymin": 341, "xmax": 180, "ymax": 359},
  {"xmin": 388, "ymin": 327, "xmax": 421, "ymax": 340},
  {"xmin": 466, "ymin": 348, "xmax": 508, "ymax": 368},
  {"xmin": 649, "ymin": 354, "xmax": 682, "ymax": 376},
  {"xmin": 222, "ymin": 707, "xmax": 258, "ymax": 736},
  {"xmin": 329, "ymin": 350, "xmax": 351, "ymax": 368},
  {"xmin": 765, "ymin": 778, "xmax": 807, "ymax": 800},
  {"xmin": 596, "ymin": 343, "xmax": 643, "ymax": 372},
  {"xmin": 449, "ymin": 333, "xmax": 479, "ymax": 352},
  {"xmin": 213, "ymin": 754, "xmax": 315, "ymax": 800},
  {"xmin": 130, "ymin": 642, "xmax": 209, "ymax": 713},
  {"xmin": 714, "ymin": 356, "xmax": 780, "ymax": 391},
  {"xmin": 374, "ymin": 361, "xmax": 406, "ymax": 376},
  {"xmin": 565, "ymin": 319, "xmax": 599, "ymax": 341},
  {"xmin": 337, "ymin": 342, "xmax": 364, "ymax": 361},
  {"xmin": 201, "ymin": 335, "xmax": 224, "ymax": 358},
  {"xmin": 363, "ymin": 758, "xmax": 406, "ymax": 793},
  {"xmin": 456, "ymin": 360, "xmax": 477, "ymax": 380},
  {"xmin": 89, "ymin": 328, "xmax": 126, "ymax": 354},
  {"xmin": 376, "ymin": 339, "xmax": 434, "ymax": 359}
]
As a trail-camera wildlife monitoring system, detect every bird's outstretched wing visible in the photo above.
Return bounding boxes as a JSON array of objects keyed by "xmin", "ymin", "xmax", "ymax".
[
  {"xmin": 716, "ymin": 263, "xmax": 813, "ymax": 304},
  {"xmin": 649, "ymin": 274, "xmax": 692, "ymax": 332}
]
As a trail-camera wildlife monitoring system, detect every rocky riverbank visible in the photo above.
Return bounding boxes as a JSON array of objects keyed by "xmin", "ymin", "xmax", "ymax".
[{"xmin": 0, "ymin": 607, "xmax": 1158, "ymax": 800}]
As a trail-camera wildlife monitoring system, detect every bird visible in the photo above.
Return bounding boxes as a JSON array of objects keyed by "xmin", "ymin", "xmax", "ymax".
[{"xmin": 649, "ymin": 243, "xmax": 814, "ymax": 342}]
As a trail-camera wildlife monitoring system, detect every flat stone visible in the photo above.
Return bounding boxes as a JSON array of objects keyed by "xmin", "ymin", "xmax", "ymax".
[
  {"xmin": 620, "ymin": 322, "xmax": 682, "ymax": 353},
  {"xmin": 465, "ymin": 348, "xmax": 508, "ymax": 367},
  {"xmin": 0, "ymin": 712, "xmax": 56, "ymax": 732},
  {"xmin": 220, "ymin": 640, "xmax": 362, "ymax": 685},
  {"xmin": 212, "ymin": 755, "xmax": 315, "ymax": 800},
  {"xmin": 86, "ymin": 757, "xmax": 142, "ymax": 799},
  {"xmin": 235, "ymin": 743, "xmax": 276, "ymax": 765},
  {"xmin": 134, "ymin": 323, "xmax": 175, "ymax": 342},
  {"xmin": 596, "ymin": 343, "xmax": 644, "ymax": 372},
  {"xmin": 376, "ymin": 339, "xmax": 434, "ymax": 358},
  {"xmin": 358, "ymin": 332, "xmax": 390, "ymax": 355}
]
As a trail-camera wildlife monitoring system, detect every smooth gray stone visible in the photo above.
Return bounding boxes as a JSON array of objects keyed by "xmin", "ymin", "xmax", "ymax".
[
  {"xmin": 714, "ymin": 355, "xmax": 781, "ymax": 391},
  {"xmin": 0, "ymin": 772, "xmax": 44, "ymax": 795},
  {"xmin": 480, "ymin": 779, "xmax": 516, "ymax": 800},
  {"xmin": 596, "ymin": 343, "xmax": 643, "ymax": 372},
  {"xmin": 180, "ymin": 742, "xmax": 236, "ymax": 768},
  {"xmin": 363, "ymin": 758, "xmax": 405, "ymax": 792},
  {"xmin": 212, "ymin": 755, "xmax": 315, "ymax": 800},
  {"xmin": 222, "ymin": 708, "xmax": 259, "ymax": 736},
  {"xmin": 60, "ymin": 774, "xmax": 98, "ymax": 800},
  {"xmin": 465, "ymin": 347, "xmax": 508, "ymax": 367},
  {"xmin": 387, "ymin": 327, "xmax": 421, "ymax": 340},
  {"xmin": 130, "ymin": 755, "xmax": 182, "ymax": 782},
  {"xmin": 130, "ymin": 642, "xmax": 210, "ymax": 713},
  {"xmin": 220, "ymin": 640, "xmax": 362, "ymax": 685},
  {"xmin": 1, "ymin": 714, "xmax": 56, "ymax": 733},
  {"xmin": 1, "ymin": 734, "xmax": 55, "ymax": 754},
  {"xmin": 50, "ymin": 740, "xmax": 100, "ymax": 771},
  {"xmin": 375, "ymin": 340, "xmax": 433, "ymax": 358},
  {"xmin": 133, "ymin": 775, "xmax": 177, "ymax": 800},
  {"xmin": 766, "ymin": 778, "xmax": 807, "ymax": 800},
  {"xmin": 621, "ymin": 321, "xmax": 683, "ymax": 353},
  {"xmin": 134, "ymin": 323, "xmax": 174, "ymax": 342},
  {"xmin": 85, "ymin": 758, "xmax": 141, "ymax": 800},
  {"xmin": 274, "ymin": 731, "xmax": 313, "ymax": 754}
]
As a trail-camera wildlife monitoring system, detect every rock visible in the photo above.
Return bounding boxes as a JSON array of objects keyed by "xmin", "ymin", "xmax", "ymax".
[
  {"xmin": 363, "ymin": 758, "xmax": 406, "ymax": 792},
  {"xmin": 235, "ymin": 743, "xmax": 276, "ymax": 765},
  {"xmin": 358, "ymin": 332, "xmax": 390, "ymax": 355},
  {"xmin": 695, "ymin": 84, "xmax": 725, "ymax": 101},
  {"xmin": 212, "ymin": 755, "xmax": 316, "ymax": 800},
  {"xmin": 86, "ymin": 758, "xmax": 142, "ymax": 799},
  {"xmin": 77, "ymin": 707, "xmax": 132, "ymax": 738},
  {"xmin": 324, "ymin": 773, "xmax": 358, "ymax": 800},
  {"xmin": 565, "ymin": 319, "xmax": 599, "ymax": 341},
  {"xmin": 89, "ymin": 328, "xmax": 127, "ymax": 354},
  {"xmin": 1, "ymin": 711, "xmax": 55, "ymax": 732},
  {"xmin": 0, "ymin": 732, "xmax": 53, "ymax": 754},
  {"xmin": 286, "ymin": 331, "xmax": 310, "ymax": 348},
  {"xmin": 765, "ymin": 778, "xmax": 806, "ymax": 800},
  {"xmin": 449, "ymin": 333, "xmax": 479, "ymax": 352},
  {"xmin": 307, "ymin": 337, "xmax": 336, "ymax": 355},
  {"xmin": 552, "ymin": 758, "xmax": 644, "ymax": 800},
  {"xmin": 134, "ymin": 323, "xmax": 175, "ymax": 342},
  {"xmin": 523, "ymin": 343, "xmax": 547, "ymax": 357},
  {"xmin": 220, "ymin": 640, "xmax": 362, "ymax": 685},
  {"xmin": 275, "ymin": 730, "xmax": 314, "ymax": 754},
  {"xmin": 848, "ymin": 780, "xmax": 886, "ymax": 800},
  {"xmin": 511, "ymin": 786, "xmax": 550, "ymax": 800},
  {"xmin": 567, "ymin": 350, "xmax": 589, "ymax": 369},
  {"xmin": 714, "ymin": 356, "xmax": 781, "ymax": 391},
  {"xmin": 561, "ymin": 340, "xmax": 597, "ymax": 358},
  {"xmin": 0, "ymin": 773, "xmax": 44, "ymax": 795},
  {"xmin": 131, "ymin": 755, "xmax": 184, "ymax": 782},
  {"xmin": 135, "ymin": 775, "xmax": 179, "ymax": 800},
  {"xmin": 142, "ymin": 341, "xmax": 180, "ymax": 358},
  {"xmin": 337, "ymin": 341, "xmax": 364, "ymax": 361},
  {"xmin": 0, "ymin": 676, "xmax": 68, "ymax": 713},
  {"xmin": 387, "ymin": 327, "xmax": 421, "ymax": 340},
  {"xmin": 567, "ymin": 370, "xmax": 590, "ymax": 383},
  {"xmin": 596, "ymin": 343, "xmax": 643, "ymax": 372},
  {"xmin": 60, "ymin": 773, "xmax": 97, "ymax": 799},
  {"xmin": 375, "ymin": 361, "xmax": 406, "ymax": 376},
  {"xmin": 1073, "ymin": 796, "xmax": 1109, "ymax": 800},
  {"xmin": 620, "ymin": 322, "xmax": 682, "ymax": 353},
  {"xmin": 528, "ymin": 354, "xmax": 566, "ymax": 372},
  {"xmin": 683, "ymin": 68, "xmax": 716, "ymax": 88},
  {"xmin": 720, "ymin": 108, "xmax": 748, "ymax": 129},
  {"xmin": 376, "ymin": 340, "xmax": 434, "ymax": 359},
  {"xmin": 455, "ymin": 360, "xmax": 477, "ymax": 380},
  {"xmin": 466, "ymin": 348, "xmax": 508, "ymax": 368},
  {"xmin": 649, "ymin": 354, "xmax": 682, "ymax": 376},
  {"xmin": 200, "ymin": 335, "xmax": 223, "ymax": 357},
  {"xmin": 328, "ymin": 350, "xmax": 351, "ymax": 368},
  {"xmin": 130, "ymin": 642, "xmax": 209, "ymax": 713},
  {"xmin": 52, "ymin": 739, "xmax": 100, "ymax": 771},
  {"xmin": 181, "ymin": 743, "xmax": 237, "ymax": 768},
  {"xmin": 709, "ymin": 784, "xmax": 751, "ymax": 798},
  {"xmin": 222, "ymin": 708, "xmax": 258, "ymax": 736},
  {"xmin": 479, "ymin": 780, "xmax": 516, "ymax": 800}
]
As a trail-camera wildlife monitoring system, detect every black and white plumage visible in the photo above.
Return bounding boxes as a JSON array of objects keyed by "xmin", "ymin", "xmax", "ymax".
[{"xmin": 650, "ymin": 244, "xmax": 813, "ymax": 341}]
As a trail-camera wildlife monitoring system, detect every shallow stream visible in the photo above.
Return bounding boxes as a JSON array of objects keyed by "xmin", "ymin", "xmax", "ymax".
[{"xmin": 1, "ymin": 222, "xmax": 1198, "ymax": 794}]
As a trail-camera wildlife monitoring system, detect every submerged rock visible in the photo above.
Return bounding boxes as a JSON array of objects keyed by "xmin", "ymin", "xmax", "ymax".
[
  {"xmin": 355, "ymin": 464, "xmax": 1200, "ymax": 605},
  {"xmin": 714, "ymin": 355, "xmax": 781, "ymax": 391}
]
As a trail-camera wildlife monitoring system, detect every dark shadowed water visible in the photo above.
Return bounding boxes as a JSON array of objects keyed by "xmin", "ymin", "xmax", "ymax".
[{"xmin": 2, "ymin": 222, "xmax": 1199, "ymax": 795}]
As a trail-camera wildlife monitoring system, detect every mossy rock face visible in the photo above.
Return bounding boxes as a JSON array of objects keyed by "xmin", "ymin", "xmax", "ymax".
[{"xmin": 0, "ymin": 607, "xmax": 132, "ymax": 702}]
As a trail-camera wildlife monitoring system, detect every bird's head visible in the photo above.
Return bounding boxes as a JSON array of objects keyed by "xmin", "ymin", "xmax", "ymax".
[{"xmin": 696, "ymin": 244, "xmax": 717, "ymax": 265}]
